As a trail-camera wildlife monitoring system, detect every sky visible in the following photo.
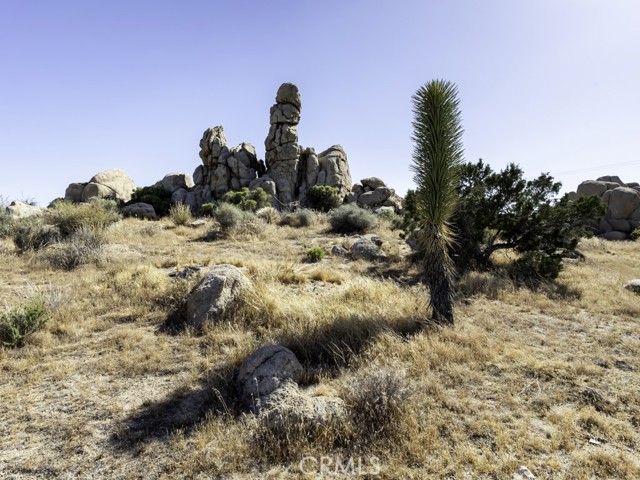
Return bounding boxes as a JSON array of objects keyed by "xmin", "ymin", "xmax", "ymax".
[{"xmin": 1, "ymin": 0, "xmax": 639, "ymax": 205}]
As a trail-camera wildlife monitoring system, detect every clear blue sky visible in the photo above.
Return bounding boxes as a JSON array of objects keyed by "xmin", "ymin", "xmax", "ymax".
[{"xmin": 1, "ymin": 0, "xmax": 639, "ymax": 205}]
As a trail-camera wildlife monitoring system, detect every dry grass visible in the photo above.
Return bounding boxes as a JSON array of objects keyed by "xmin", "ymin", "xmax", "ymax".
[{"xmin": 0, "ymin": 216, "xmax": 639, "ymax": 479}]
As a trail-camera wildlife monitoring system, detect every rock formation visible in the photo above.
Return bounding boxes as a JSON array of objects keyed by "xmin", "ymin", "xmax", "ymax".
[
  {"xmin": 64, "ymin": 168, "xmax": 135, "ymax": 203},
  {"xmin": 192, "ymin": 126, "xmax": 264, "ymax": 207},
  {"xmin": 347, "ymin": 177, "xmax": 404, "ymax": 212},
  {"xmin": 573, "ymin": 175, "xmax": 640, "ymax": 240},
  {"xmin": 189, "ymin": 83, "xmax": 353, "ymax": 209}
]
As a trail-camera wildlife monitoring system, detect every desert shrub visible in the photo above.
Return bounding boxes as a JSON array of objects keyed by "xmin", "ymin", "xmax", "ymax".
[
  {"xmin": 214, "ymin": 203, "xmax": 245, "ymax": 232},
  {"xmin": 256, "ymin": 207, "xmax": 280, "ymax": 224},
  {"xmin": 128, "ymin": 186, "xmax": 172, "ymax": 216},
  {"xmin": 12, "ymin": 218, "xmax": 60, "ymax": 252},
  {"xmin": 169, "ymin": 203, "xmax": 192, "ymax": 226},
  {"xmin": 280, "ymin": 208, "xmax": 316, "ymax": 228},
  {"xmin": 0, "ymin": 207, "xmax": 15, "ymax": 239},
  {"xmin": 376, "ymin": 208, "xmax": 403, "ymax": 230},
  {"xmin": 307, "ymin": 185, "xmax": 342, "ymax": 212},
  {"xmin": 43, "ymin": 227, "xmax": 106, "ymax": 270},
  {"xmin": 329, "ymin": 204, "xmax": 377, "ymax": 234},
  {"xmin": 306, "ymin": 247, "xmax": 324, "ymax": 263},
  {"xmin": 222, "ymin": 188, "xmax": 270, "ymax": 211},
  {"xmin": 213, "ymin": 203, "xmax": 263, "ymax": 236},
  {"xmin": 630, "ymin": 228, "xmax": 640, "ymax": 241},
  {"xmin": 51, "ymin": 198, "xmax": 121, "ymax": 236},
  {"xmin": 345, "ymin": 368, "xmax": 414, "ymax": 445},
  {"xmin": 0, "ymin": 295, "xmax": 48, "ymax": 347},
  {"xmin": 199, "ymin": 203, "xmax": 216, "ymax": 217}
]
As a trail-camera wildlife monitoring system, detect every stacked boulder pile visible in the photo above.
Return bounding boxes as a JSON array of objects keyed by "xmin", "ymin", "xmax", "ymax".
[
  {"xmin": 346, "ymin": 177, "xmax": 403, "ymax": 213},
  {"xmin": 64, "ymin": 168, "xmax": 135, "ymax": 203},
  {"xmin": 573, "ymin": 175, "xmax": 640, "ymax": 240},
  {"xmin": 191, "ymin": 83, "xmax": 353, "ymax": 209}
]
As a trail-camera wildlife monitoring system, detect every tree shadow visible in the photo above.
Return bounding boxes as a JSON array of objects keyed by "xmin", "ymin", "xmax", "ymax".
[
  {"xmin": 111, "ymin": 361, "xmax": 240, "ymax": 451},
  {"xmin": 279, "ymin": 313, "xmax": 428, "ymax": 381}
]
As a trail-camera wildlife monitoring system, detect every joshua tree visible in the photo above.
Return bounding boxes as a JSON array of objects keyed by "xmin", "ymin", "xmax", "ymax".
[{"xmin": 410, "ymin": 80, "xmax": 464, "ymax": 325}]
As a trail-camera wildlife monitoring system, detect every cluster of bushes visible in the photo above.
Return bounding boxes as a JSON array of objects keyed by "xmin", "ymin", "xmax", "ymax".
[
  {"xmin": 404, "ymin": 160, "xmax": 606, "ymax": 279},
  {"xmin": 7, "ymin": 199, "xmax": 121, "ymax": 270}
]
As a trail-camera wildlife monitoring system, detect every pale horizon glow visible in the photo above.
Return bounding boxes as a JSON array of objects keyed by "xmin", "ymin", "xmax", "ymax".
[{"xmin": 1, "ymin": 0, "xmax": 639, "ymax": 205}]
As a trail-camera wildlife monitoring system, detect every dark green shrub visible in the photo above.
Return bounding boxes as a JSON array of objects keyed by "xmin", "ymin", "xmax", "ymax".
[
  {"xmin": 449, "ymin": 160, "xmax": 605, "ymax": 278},
  {"xmin": 51, "ymin": 198, "xmax": 121, "ymax": 236},
  {"xmin": 307, "ymin": 185, "xmax": 342, "ymax": 212},
  {"xmin": 280, "ymin": 209, "xmax": 316, "ymax": 228},
  {"xmin": 128, "ymin": 187, "xmax": 172, "ymax": 216},
  {"xmin": 0, "ymin": 295, "xmax": 48, "ymax": 347},
  {"xmin": 630, "ymin": 228, "xmax": 640, "ymax": 241},
  {"xmin": 306, "ymin": 247, "xmax": 324, "ymax": 263},
  {"xmin": 222, "ymin": 188, "xmax": 270, "ymax": 211},
  {"xmin": 329, "ymin": 204, "xmax": 377, "ymax": 234},
  {"xmin": 199, "ymin": 203, "xmax": 216, "ymax": 217}
]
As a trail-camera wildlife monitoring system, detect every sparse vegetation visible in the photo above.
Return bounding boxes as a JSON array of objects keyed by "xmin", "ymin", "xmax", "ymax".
[
  {"xmin": 198, "ymin": 202, "xmax": 216, "ymax": 217},
  {"xmin": 42, "ymin": 227, "xmax": 106, "ymax": 270},
  {"xmin": 168, "ymin": 203, "xmax": 192, "ymax": 226},
  {"xmin": 280, "ymin": 208, "xmax": 315, "ymax": 228},
  {"xmin": 329, "ymin": 204, "xmax": 377, "ymax": 234},
  {"xmin": 0, "ymin": 202, "xmax": 639, "ymax": 479},
  {"xmin": 51, "ymin": 198, "xmax": 121, "ymax": 236}
]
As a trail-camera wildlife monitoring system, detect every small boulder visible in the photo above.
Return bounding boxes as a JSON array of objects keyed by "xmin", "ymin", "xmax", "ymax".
[
  {"xmin": 513, "ymin": 466, "xmax": 536, "ymax": 480},
  {"xmin": 596, "ymin": 175, "xmax": 624, "ymax": 186},
  {"xmin": 259, "ymin": 381, "xmax": 345, "ymax": 426},
  {"xmin": 237, "ymin": 345, "xmax": 303, "ymax": 412},
  {"xmin": 155, "ymin": 173, "xmax": 194, "ymax": 193},
  {"xmin": 625, "ymin": 280, "xmax": 640, "ymax": 294},
  {"xmin": 357, "ymin": 187, "xmax": 394, "ymax": 207},
  {"xmin": 6, "ymin": 201, "xmax": 43, "ymax": 218},
  {"xmin": 360, "ymin": 177, "xmax": 386, "ymax": 190},
  {"xmin": 331, "ymin": 244, "xmax": 348, "ymax": 256},
  {"xmin": 121, "ymin": 202, "xmax": 156, "ymax": 220},
  {"xmin": 599, "ymin": 231, "xmax": 629, "ymax": 241},
  {"xmin": 186, "ymin": 264, "xmax": 250, "ymax": 328},
  {"xmin": 88, "ymin": 168, "xmax": 135, "ymax": 202},
  {"xmin": 64, "ymin": 182, "xmax": 86, "ymax": 203},
  {"xmin": 351, "ymin": 236, "xmax": 385, "ymax": 261},
  {"xmin": 576, "ymin": 180, "xmax": 608, "ymax": 199}
]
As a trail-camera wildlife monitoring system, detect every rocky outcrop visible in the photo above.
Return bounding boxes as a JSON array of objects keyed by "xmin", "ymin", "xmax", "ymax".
[
  {"xmin": 192, "ymin": 127, "xmax": 264, "ymax": 206},
  {"xmin": 346, "ymin": 177, "xmax": 403, "ymax": 212},
  {"xmin": 64, "ymin": 168, "xmax": 135, "ymax": 203},
  {"xmin": 186, "ymin": 264, "xmax": 250, "ymax": 328},
  {"xmin": 264, "ymin": 84, "xmax": 353, "ymax": 206},
  {"xmin": 574, "ymin": 175, "xmax": 640, "ymax": 239}
]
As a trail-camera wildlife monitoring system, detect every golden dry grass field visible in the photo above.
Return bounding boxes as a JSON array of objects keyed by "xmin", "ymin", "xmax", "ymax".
[{"xmin": 1, "ymin": 216, "xmax": 639, "ymax": 479}]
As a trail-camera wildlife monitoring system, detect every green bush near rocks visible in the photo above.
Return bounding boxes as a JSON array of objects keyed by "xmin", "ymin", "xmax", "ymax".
[
  {"xmin": 329, "ymin": 204, "xmax": 377, "ymax": 234},
  {"xmin": 0, "ymin": 295, "xmax": 48, "ymax": 347}
]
